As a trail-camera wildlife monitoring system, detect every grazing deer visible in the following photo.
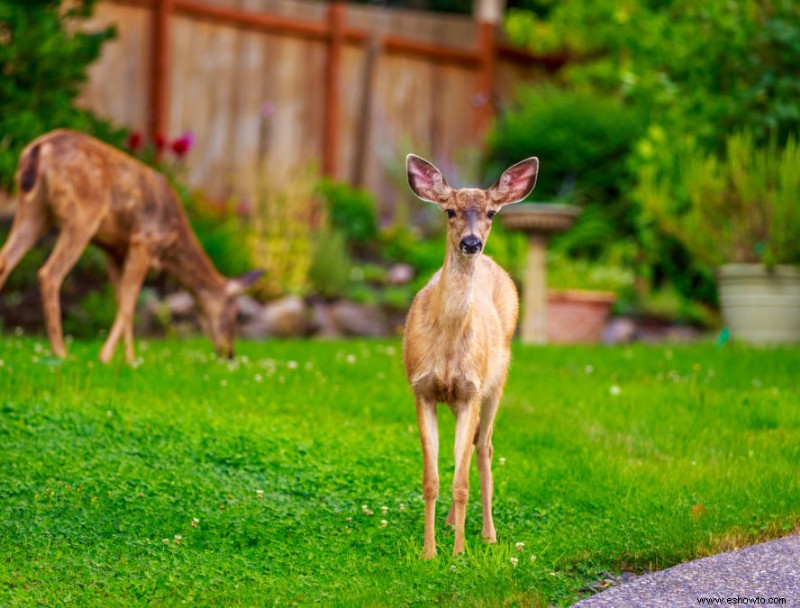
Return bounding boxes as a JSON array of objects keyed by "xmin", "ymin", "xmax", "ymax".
[
  {"xmin": 403, "ymin": 154, "xmax": 538, "ymax": 558},
  {"xmin": 0, "ymin": 129, "xmax": 261, "ymax": 363}
]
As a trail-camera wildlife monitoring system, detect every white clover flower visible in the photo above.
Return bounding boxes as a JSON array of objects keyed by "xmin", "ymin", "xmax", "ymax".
[
  {"xmin": 498, "ymin": 457, "xmax": 506, "ymax": 466},
  {"xmin": 361, "ymin": 504, "xmax": 369, "ymax": 512},
  {"xmin": 399, "ymin": 503, "xmax": 406, "ymax": 512},
  {"xmin": 379, "ymin": 519, "xmax": 388, "ymax": 528},
  {"xmin": 510, "ymin": 557, "xmax": 518, "ymax": 567},
  {"xmin": 287, "ymin": 361, "xmax": 298, "ymax": 370},
  {"xmin": 585, "ymin": 364, "xmax": 594, "ymax": 374},
  {"xmin": 256, "ymin": 489, "xmax": 264, "ymax": 499},
  {"xmin": 345, "ymin": 517, "xmax": 352, "ymax": 522},
  {"xmin": 345, "ymin": 354, "xmax": 356, "ymax": 364},
  {"xmin": 254, "ymin": 374, "xmax": 263, "ymax": 383},
  {"xmin": 609, "ymin": 385, "xmax": 621, "ymax": 396},
  {"xmin": 191, "ymin": 518, "xmax": 199, "ymax": 528},
  {"xmin": 381, "ymin": 505, "xmax": 389, "ymax": 514},
  {"xmin": 515, "ymin": 542, "xmax": 525, "ymax": 551},
  {"xmin": 450, "ymin": 565, "xmax": 457, "ymax": 572},
  {"xmin": 366, "ymin": 510, "xmax": 374, "ymax": 517},
  {"xmin": 174, "ymin": 535, "xmax": 182, "ymax": 545},
  {"xmin": 530, "ymin": 554, "xmax": 537, "ymax": 562},
  {"xmin": 162, "ymin": 538, "xmax": 170, "ymax": 544}
]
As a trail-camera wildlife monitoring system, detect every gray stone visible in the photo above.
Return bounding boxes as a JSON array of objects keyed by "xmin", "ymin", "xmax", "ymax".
[
  {"xmin": 164, "ymin": 291, "xmax": 195, "ymax": 317},
  {"xmin": 330, "ymin": 300, "xmax": 388, "ymax": 337},
  {"xmin": 240, "ymin": 295, "xmax": 307, "ymax": 338},
  {"xmin": 388, "ymin": 263, "xmax": 415, "ymax": 285},
  {"xmin": 310, "ymin": 301, "xmax": 341, "ymax": 338},
  {"xmin": 602, "ymin": 316, "xmax": 637, "ymax": 344},
  {"xmin": 236, "ymin": 294, "xmax": 263, "ymax": 321}
]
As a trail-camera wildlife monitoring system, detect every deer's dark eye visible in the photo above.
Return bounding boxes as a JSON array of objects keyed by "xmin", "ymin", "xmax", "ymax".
[
  {"xmin": 487, "ymin": 210, "xmax": 496, "ymax": 219},
  {"xmin": 446, "ymin": 209, "xmax": 456, "ymax": 219}
]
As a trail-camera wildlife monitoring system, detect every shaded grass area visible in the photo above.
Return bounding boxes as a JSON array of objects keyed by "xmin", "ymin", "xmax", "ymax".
[{"xmin": 1, "ymin": 338, "xmax": 798, "ymax": 606}]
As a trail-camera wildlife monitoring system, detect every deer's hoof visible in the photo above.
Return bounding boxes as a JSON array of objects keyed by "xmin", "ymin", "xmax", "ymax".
[{"xmin": 421, "ymin": 546, "xmax": 437, "ymax": 560}]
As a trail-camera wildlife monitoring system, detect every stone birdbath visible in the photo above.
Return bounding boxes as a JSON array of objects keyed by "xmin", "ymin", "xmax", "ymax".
[{"xmin": 500, "ymin": 203, "xmax": 581, "ymax": 344}]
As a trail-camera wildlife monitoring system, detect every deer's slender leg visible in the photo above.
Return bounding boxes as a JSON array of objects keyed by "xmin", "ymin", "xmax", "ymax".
[
  {"xmin": 103, "ymin": 252, "xmax": 135, "ymax": 363},
  {"xmin": 416, "ymin": 395, "xmax": 439, "ymax": 560},
  {"xmin": 451, "ymin": 400, "xmax": 480, "ymax": 556},
  {"xmin": 99, "ymin": 240, "xmax": 152, "ymax": 364},
  {"xmin": 38, "ymin": 223, "xmax": 98, "ymax": 358},
  {"xmin": 0, "ymin": 197, "xmax": 48, "ymax": 290},
  {"xmin": 476, "ymin": 385, "xmax": 504, "ymax": 542}
]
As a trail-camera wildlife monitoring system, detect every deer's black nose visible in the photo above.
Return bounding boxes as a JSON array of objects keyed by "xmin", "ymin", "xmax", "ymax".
[{"xmin": 459, "ymin": 235, "xmax": 482, "ymax": 255}]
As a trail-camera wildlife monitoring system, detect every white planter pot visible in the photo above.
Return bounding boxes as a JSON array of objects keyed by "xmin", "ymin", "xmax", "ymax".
[{"xmin": 717, "ymin": 264, "xmax": 800, "ymax": 344}]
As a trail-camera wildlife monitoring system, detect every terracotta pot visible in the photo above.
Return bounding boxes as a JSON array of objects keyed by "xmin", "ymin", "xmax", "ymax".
[
  {"xmin": 546, "ymin": 289, "xmax": 616, "ymax": 344},
  {"xmin": 717, "ymin": 264, "xmax": 800, "ymax": 344}
]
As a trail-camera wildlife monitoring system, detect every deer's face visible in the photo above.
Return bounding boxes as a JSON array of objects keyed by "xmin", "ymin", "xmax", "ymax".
[
  {"xmin": 199, "ymin": 270, "xmax": 263, "ymax": 359},
  {"xmin": 441, "ymin": 188, "xmax": 497, "ymax": 257},
  {"xmin": 199, "ymin": 295, "xmax": 238, "ymax": 359},
  {"xmin": 406, "ymin": 154, "xmax": 539, "ymax": 258}
]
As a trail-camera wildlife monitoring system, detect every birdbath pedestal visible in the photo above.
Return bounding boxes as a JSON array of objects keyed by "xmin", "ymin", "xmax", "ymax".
[{"xmin": 500, "ymin": 203, "xmax": 581, "ymax": 344}]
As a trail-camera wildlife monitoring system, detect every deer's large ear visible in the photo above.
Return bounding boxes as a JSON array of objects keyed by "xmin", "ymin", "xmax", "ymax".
[
  {"xmin": 488, "ymin": 157, "xmax": 539, "ymax": 206},
  {"xmin": 226, "ymin": 269, "xmax": 264, "ymax": 296},
  {"xmin": 406, "ymin": 154, "xmax": 453, "ymax": 204}
]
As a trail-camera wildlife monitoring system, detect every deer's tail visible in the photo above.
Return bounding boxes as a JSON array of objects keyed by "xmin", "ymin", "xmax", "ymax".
[{"xmin": 18, "ymin": 143, "xmax": 41, "ymax": 194}]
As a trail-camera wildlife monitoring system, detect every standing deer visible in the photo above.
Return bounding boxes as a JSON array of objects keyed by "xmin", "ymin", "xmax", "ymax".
[
  {"xmin": 0, "ymin": 129, "xmax": 261, "ymax": 363},
  {"xmin": 403, "ymin": 154, "xmax": 538, "ymax": 558}
]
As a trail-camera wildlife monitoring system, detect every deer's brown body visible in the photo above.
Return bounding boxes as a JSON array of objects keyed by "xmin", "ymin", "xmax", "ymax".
[
  {"xmin": 403, "ymin": 154, "xmax": 538, "ymax": 558},
  {"xmin": 0, "ymin": 129, "xmax": 259, "ymax": 362}
]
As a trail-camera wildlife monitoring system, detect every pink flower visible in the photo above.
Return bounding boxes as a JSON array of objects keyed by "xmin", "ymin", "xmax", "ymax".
[{"xmin": 171, "ymin": 132, "xmax": 194, "ymax": 158}]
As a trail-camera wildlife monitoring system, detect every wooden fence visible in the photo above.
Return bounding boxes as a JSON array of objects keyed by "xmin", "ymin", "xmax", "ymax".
[{"xmin": 80, "ymin": 0, "xmax": 563, "ymax": 211}]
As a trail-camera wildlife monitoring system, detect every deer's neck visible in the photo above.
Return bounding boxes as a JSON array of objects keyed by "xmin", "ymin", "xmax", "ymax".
[
  {"xmin": 165, "ymin": 230, "xmax": 227, "ymax": 300},
  {"xmin": 431, "ymin": 248, "xmax": 480, "ymax": 327}
]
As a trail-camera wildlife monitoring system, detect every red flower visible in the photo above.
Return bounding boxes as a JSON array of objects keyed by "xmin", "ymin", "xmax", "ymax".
[
  {"xmin": 127, "ymin": 131, "xmax": 142, "ymax": 151},
  {"xmin": 171, "ymin": 132, "xmax": 194, "ymax": 158},
  {"xmin": 155, "ymin": 134, "xmax": 166, "ymax": 151}
]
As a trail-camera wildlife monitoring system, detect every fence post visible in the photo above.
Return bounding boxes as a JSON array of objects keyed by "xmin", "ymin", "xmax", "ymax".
[
  {"xmin": 473, "ymin": 0, "xmax": 503, "ymax": 137},
  {"xmin": 151, "ymin": 0, "xmax": 173, "ymax": 146},
  {"xmin": 323, "ymin": 2, "xmax": 345, "ymax": 177}
]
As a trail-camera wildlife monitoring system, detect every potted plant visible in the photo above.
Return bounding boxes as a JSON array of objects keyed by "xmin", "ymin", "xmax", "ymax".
[
  {"xmin": 545, "ymin": 252, "xmax": 634, "ymax": 343},
  {"xmin": 637, "ymin": 132, "xmax": 800, "ymax": 343}
]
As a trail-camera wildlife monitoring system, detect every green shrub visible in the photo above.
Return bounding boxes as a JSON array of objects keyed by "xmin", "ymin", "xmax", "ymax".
[
  {"xmin": 0, "ymin": 0, "xmax": 124, "ymax": 191},
  {"xmin": 487, "ymin": 86, "xmax": 645, "ymax": 205},
  {"xmin": 317, "ymin": 178, "xmax": 378, "ymax": 246},
  {"xmin": 637, "ymin": 131, "xmax": 800, "ymax": 268},
  {"xmin": 308, "ymin": 229, "xmax": 352, "ymax": 300}
]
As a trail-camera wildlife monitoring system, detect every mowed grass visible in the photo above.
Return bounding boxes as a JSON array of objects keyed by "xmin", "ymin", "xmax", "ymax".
[{"xmin": 1, "ymin": 337, "xmax": 799, "ymax": 607}]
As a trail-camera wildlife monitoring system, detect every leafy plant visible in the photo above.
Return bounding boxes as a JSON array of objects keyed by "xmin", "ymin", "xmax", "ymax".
[
  {"xmin": 247, "ymin": 169, "xmax": 321, "ymax": 298},
  {"xmin": 637, "ymin": 131, "xmax": 800, "ymax": 268},
  {"xmin": 308, "ymin": 228, "xmax": 353, "ymax": 299},
  {"xmin": 0, "ymin": 0, "xmax": 124, "ymax": 191},
  {"xmin": 317, "ymin": 179, "xmax": 378, "ymax": 247}
]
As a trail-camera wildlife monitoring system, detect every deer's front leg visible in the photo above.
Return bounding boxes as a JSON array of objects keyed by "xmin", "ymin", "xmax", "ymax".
[
  {"xmin": 38, "ymin": 223, "xmax": 98, "ymax": 358},
  {"xmin": 451, "ymin": 400, "xmax": 480, "ymax": 556},
  {"xmin": 477, "ymin": 387, "xmax": 503, "ymax": 543},
  {"xmin": 104, "ymin": 253, "xmax": 135, "ymax": 363},
  {"xmin": 100, "ymin": 240, "xmax": 153, "ymax": 364},
  {"xmin": 415, "ymin": 395, "xmax": 439, "ymax": 560}
]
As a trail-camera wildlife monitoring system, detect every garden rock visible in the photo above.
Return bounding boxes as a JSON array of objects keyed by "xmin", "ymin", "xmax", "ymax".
[
  {"xmin": 330, "ymin": 301, "xmax": 388, "ymax": 337},
  {"xmin": 388, "ymin": 263, "xmax": 414, "ymax": 285},
  {"xmin": 240, "ymin": 295, "xmax": 308, "ymax": 338},
  {"xmin": 310, "ymin": 301, "xmax": 341, "ymax": 338},
  {"xmin": 602, "ymin": 317, "xmax": 637, "ymax": 344},
  {"xmin": 165, "ymin": 291, "xmax": 195, "ymax": 318},
  {"xmin": 235, "ymin": 295, "xmax": 263, "ymax": 321}
]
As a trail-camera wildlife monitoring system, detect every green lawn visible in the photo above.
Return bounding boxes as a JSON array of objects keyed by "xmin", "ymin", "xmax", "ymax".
[{"xmin": 1, "ymin": 337, "xmax": 798, "ymax": 606}]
